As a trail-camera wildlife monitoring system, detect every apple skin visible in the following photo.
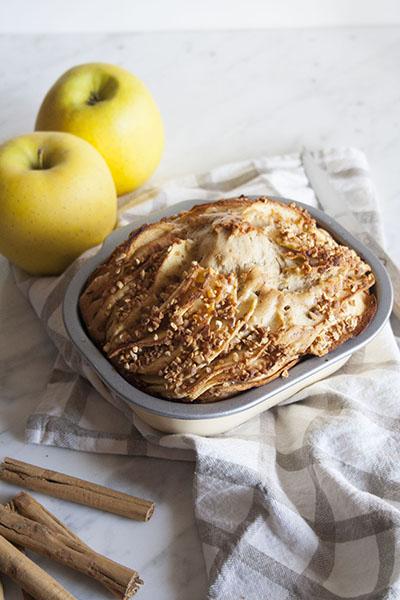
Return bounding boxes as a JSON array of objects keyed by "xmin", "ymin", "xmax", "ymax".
[
  {"xmin": 35, "ymin": 63, "xmax": 164, "ymax": 196},
  {"xmin": 0, "ymin": 131, "xmax": 117, "ymax": 275}
]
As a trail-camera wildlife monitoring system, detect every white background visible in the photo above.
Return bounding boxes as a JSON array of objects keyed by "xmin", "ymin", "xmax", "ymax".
[{"xmin": 1, "ymin": 0, "xmax": 400, "ymax": 32}]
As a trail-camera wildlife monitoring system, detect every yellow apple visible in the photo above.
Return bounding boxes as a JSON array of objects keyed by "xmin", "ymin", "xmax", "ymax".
[
  {"xmin": 0, "ymin": 131, "xmax": 117, "ymax": 275},
  {"xmin": 35, "ymin": 63, "xmax": 164, "ymax": 196}
]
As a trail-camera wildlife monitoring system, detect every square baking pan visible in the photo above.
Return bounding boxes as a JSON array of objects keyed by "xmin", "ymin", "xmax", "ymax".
[{"xmin": 63, "ymin": 197, "xmax": 393, "ymax": 435}]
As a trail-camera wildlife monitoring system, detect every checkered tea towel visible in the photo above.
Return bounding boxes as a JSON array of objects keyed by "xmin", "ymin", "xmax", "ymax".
[{"xmin": 15, "ymin": 147, "xmax": 400, "ymax": 599}]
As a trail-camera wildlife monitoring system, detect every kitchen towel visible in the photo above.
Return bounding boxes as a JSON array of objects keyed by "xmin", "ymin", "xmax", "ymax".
[{"xmin": 14, "ymin": 147, "xmax": 400, "ymax": 599}]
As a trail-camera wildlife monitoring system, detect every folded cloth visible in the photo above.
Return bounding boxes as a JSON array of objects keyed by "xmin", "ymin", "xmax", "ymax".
[{"xmin": 15, "ymin": 147, "xmax": 400, "ymax": 599}]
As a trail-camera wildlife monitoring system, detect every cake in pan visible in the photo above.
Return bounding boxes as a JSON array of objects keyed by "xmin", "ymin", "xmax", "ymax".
[{"xmin": 79, "ymin": 197, "xmax": 376, "ymax": 402}]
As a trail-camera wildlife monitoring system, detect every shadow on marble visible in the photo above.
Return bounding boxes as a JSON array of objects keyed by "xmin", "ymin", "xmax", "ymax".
[{"xmin": 0, "ymin": 261, "xmax": 54, "ymax": 439}]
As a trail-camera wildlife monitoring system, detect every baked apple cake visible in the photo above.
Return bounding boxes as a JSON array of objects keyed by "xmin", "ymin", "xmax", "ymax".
[{"xmin": 79, "ymin": 197, "xmax": 376, "ymax": 402}]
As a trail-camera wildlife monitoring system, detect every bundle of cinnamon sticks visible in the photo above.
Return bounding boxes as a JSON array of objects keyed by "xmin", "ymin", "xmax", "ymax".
[{"xmin": 0, "ymin": 457, "xmax": 155, "ymax": 599}]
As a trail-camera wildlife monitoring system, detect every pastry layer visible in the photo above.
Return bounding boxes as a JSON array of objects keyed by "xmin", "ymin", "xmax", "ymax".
[{"xmin": 79, "ymin": 197, "xmax": 376, "ymax": 402}]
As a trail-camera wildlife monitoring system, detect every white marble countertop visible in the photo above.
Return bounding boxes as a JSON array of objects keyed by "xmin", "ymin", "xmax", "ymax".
[{"xmin": 0, "ymin": 28, "xmax": 399, "ymax": 599}]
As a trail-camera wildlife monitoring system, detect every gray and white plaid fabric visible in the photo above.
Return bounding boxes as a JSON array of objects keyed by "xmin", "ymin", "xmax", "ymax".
[{"xmin": 14, "ymin": 147, "xmax": 400, "ymax": 599}]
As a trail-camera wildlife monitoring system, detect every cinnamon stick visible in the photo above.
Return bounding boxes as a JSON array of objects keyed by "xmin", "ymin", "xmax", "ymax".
[
  {"xmin": 13, "ymin": 548, "xmax": 35, "ymax": 600},
  {"xmin": 0, "ymin": 533, "xmax": 76, "ymax": 600},
  {"xmin": 4, "ymin": 532, "xmax": 35, "ymax": 600},
  {"xmin": 0, "ymin": 500, "xmax": 142, "ymax": 599},
  {"xmin": 8, "ymin": 492, "xmax": 88, "ymax": 548},
  {"xmin": 0, "ymin": 457, "xmax": 154, "ymax": 521},
  {"xmin": 7, "ymin": 496, "xmax": 78, "ymax": 600}
]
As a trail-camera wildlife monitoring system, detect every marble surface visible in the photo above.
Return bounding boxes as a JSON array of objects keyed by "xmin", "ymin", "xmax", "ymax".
[
  {"xmin": 3, "ymin": 0, "xmax": 400, "ymax": 33},
  {"xmin": 0, "ymin": 28, "xmax": 399, "ymax": 599}
]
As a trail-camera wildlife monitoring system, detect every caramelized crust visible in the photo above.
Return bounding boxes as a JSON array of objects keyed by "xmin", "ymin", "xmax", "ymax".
[{"xmin": 79, "ymin": 196, "xmax": 376, "ymax": 402}]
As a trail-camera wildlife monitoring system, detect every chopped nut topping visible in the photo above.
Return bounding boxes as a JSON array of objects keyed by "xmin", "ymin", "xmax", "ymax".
[{"xmin": 79, "ymin": 196, "xmax": 376, "ymax": 402}]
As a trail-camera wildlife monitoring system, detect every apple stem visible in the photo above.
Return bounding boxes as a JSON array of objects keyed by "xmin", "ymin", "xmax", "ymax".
[
  {"xmin": 87, "ymin": 91, "xmax": 101, "ymax": 106},
  {"xmin": 37, "ymin": 147, "xmax": 44, "ymax": 170}
]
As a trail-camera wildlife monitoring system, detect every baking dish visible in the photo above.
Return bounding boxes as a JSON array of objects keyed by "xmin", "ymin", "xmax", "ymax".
[{"xmin": 63, "ymin": 197, "xmax": 393, "ymax": 435}]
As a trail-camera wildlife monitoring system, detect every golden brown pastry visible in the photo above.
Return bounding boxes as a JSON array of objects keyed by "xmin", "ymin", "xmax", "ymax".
[{"xmin": 79, "ymin": 197, "xmax": 376, "ymax": 402}]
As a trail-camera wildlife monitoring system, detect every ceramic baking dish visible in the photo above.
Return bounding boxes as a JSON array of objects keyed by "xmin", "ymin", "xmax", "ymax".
[{"xmin": 63, "ymin": 197, "xmax": 393, "ymax": 435}]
